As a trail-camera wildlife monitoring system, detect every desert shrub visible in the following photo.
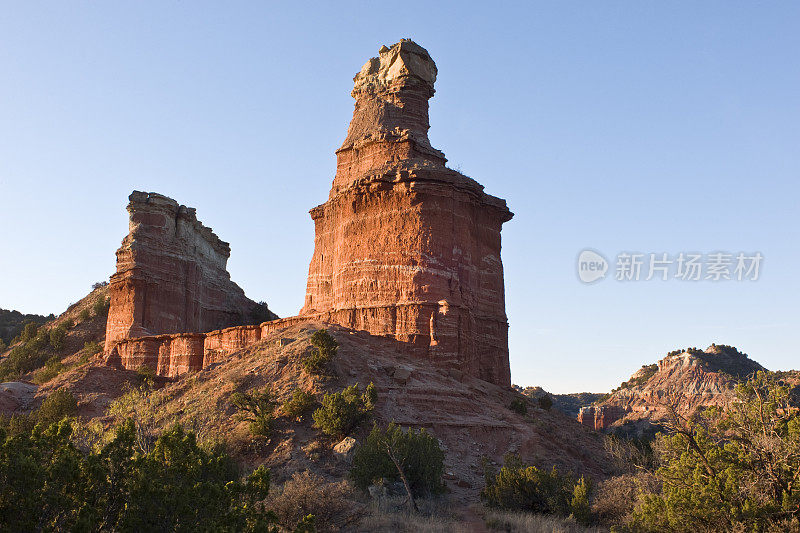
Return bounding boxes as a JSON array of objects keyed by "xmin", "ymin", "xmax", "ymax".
[
  {"xmin": 591, "ymin": 473, "xmax": 659, "ymax": 528},
  {"xmin": 49, "ymin": 324, "xmax": 67, "ymax": 350},
  {"xmin": 78, "ymin": 308, "xmax": 90, "ymax": 322},
  {"xmin": 482, "ymin": 454, "xmax": 592, "ymax": 524},
  {"xmin": 19, "ymin": 321, "xmax": 39, "ymax": 342},
  {"xmin": 135, "ymin": 365, "xmax": 156, "ymax": 388},
  {"xmin": 91, "ymin": 281, "xmax": 108, "ymax": 290},
  {"xmin": 631, "ymin": 371, "xmax": 800, "ymax": 532},
  {"xmin": 37, "ymin": 389, "xmax": 78, "ymax": 427},
  {"xmin": 509, "ymin": 397, "xmax": 528, "ymax": 415},
  {"xmin": 83, "ymin": 340, "xmax": 102, "ymax": 356},
  {"xmin": 0, "ymin": 341, "xmax": 48, "ymax": 380},
  {"xmin": 92, "ymin": 296, "xmax": 110, "ymax": 317},
  {"xmin": 351, "ymin": 423, "xmax": 445, "ymax": 501},
  {"xmin": 312, "ymin": 382, "xmax": 376, "ymax": 437},
  {"xmin": 33, "ymin": 356, "xmax": 63, "ymax": 384},
  {"xmin": 302, "ymin": 329, "xmax": 337, "ymax": 375},
  {"xmin": 231, "ymin": 386, "xmax": 276, "ymax": 438},
  {"xmin": 63, "ymin": 318, "xmax": 75, "ymax": 329},
  {"xmin": 537, "ymin": 395, "xmax": 553, "ymax": 410},
  {"xmin": 0, "ymin": 419, "xmax": 276, "ymax": 532},
  {"xmin": 268, "ymin": 471, "xmax": 354, "ymax": 531},
  {"xmin": 282, "ymin": 389, "xmax": 316, "ymax": 419}
]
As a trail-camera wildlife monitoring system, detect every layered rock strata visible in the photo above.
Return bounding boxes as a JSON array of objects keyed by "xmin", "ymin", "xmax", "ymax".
[
  {"xmin": 105, "ymin": 316, "xmax": 309, "ymax": 378},
  {"xmin": 300, "ymin": 40, "xmax": 513, "ymax": 386},
  {"xmin": 104, "ymin": 191, "xmax": 275, "ymax": 353}
]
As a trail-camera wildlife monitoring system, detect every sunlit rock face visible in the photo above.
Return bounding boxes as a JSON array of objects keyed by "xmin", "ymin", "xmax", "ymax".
[
  {"xmin": 104, "ymin": 191, "xmax": 273, "ymax": 353},
  {"xmin": 301, "ymin": 40, "xmax": 513, "ymax": 386}
]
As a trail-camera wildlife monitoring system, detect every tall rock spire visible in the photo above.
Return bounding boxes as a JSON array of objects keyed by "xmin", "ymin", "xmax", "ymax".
[{"xmin": 301, "ymin": 40, "xmax": 513, "ymax": 386}]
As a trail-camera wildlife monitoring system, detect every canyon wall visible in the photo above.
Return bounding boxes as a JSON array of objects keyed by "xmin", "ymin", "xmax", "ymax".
[
  {"xmin": 300, "ymin": 40, "xmax": 513, "ymax": 386},
  {"xmin": 104, "ymin": 191, "xmax": 275, "ymax": 353}
]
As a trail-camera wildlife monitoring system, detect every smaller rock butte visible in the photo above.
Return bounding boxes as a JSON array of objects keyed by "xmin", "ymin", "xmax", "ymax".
[{"xmin": 104, "ymin": 191, "xmax": 277, "ymax": 375}]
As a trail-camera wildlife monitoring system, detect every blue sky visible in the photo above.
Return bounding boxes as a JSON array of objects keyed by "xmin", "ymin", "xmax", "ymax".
[{"xmin": 1, "ymin": 2, "xmax": 798, "ymax": 393}]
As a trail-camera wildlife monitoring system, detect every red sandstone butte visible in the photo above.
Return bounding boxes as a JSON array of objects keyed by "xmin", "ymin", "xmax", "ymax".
[
  {"xmin": 104, "ymin": 191, "xmax": 275, "ymax": 354},
  {"xmin": 300, "ymin": 40, "xmax": 513, "ymax": 386}
]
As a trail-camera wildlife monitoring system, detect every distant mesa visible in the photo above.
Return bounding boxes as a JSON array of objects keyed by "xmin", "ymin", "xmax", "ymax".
[{"xmin": 103, "ymin": 40, "xmax": 513, "ymax": 386}]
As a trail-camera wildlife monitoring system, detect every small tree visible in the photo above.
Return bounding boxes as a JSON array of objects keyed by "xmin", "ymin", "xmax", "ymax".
[
  {"xmin": 92, "ymin": 297, "xmax": 110, "ymax": 317},
  {"xmin": 351, "ymin": 423, "xmax": 446, "ymax": 512},
  {"xmin": 78, "ymin": 308, "xmax": 91, "ymax": 322},
  {"xmin": 538, "ymin": 395, "xmax": 553, "ymax": 410},
  {"xmin": 632, "ymin": 372, "xmax": 800, "ymax": 531},
  {"xmin": 83, "ymin": 341, "xmax": 103, "ymax": 356},
  {"xmin": 49, "ymin": 324, "xmax": 67, "ymax": 350},
  {"xmin": 302, "ymin": 329, "xmax": 337, "ymax": 375},
  {"xmin": 509, "ymin": 397, "xmax": 528, "ymax": 415},
  {"xmin": 231, "ymin": 387, "xmax": 276, "ymax": 437},
  {"xmin": 282, "ymin": 389, "xmax": 316, "ymax": 420},
  {"xmin": 37, "ymin": 389, "xmax": 78, "ymax": 427},
  {"xmin": 20, "ymin": 322, "xmax": 38, "ymax": 342},
  {"xmin": 312, "ymin": 383, "xmax": 376, "ymax": 437},
  {"xmin": 482, "ymin": 453, "xmax": 592, "ymax": 524}
]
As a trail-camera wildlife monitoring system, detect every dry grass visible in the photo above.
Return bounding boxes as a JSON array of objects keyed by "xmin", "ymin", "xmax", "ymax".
[
  {"xmin": 355, "ymin": 495, "xmax": 470, "ymax": 533},
  {"xmin": 591, "ymin": 473, "xmax": 659, "ymax": 528},
  {"xmin": 267, "ymin": 471, "xmax": 360, "ymax": 532},
  {"xmin": 484, "ymin": 510, "xmax": 603, "ymax": 533}
]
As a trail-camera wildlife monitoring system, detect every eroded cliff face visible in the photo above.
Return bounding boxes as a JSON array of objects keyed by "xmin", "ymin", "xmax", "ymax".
[
  {"xmin": 104, "ymin": 191, "xmax": 275, "ymax": 353},
  {"xmin": 582, "ymin": 345, "xmax": 765, "ymax": 432},
  {"xmin": 300, "ymin": 40, "xmax": 513, "ymax": 386}
]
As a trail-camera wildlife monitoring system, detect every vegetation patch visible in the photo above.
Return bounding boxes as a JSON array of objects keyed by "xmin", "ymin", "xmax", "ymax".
[
  {"xmin": 351, "ymin": 423, "xmax": 445, "ymax": 511},
  {"xmin": 312, "ymin": 382, "xmax": 376, "ymax": 437},
  {"xmin": 302, "ymin": 329, "xmax": 338, "ymax": 375}
]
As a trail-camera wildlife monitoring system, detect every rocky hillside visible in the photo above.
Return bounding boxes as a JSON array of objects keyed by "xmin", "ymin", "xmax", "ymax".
[
  {"xmin": 579, "ymin": 344, "xmax": 766, "ymax": 435},
  {"xmin": 3, "ymin": 313, "xmax": 617, "ymax": 513},
  {"xmin": 0, "ymin": 308, "xmax": 55, "ymax": 346},
  {"xmin": 0, "ymin": 285, "xmax": 110, "ymax": 410},
  {"xmin": 514, "ymin": 386, "xmax": 605, "ymax": 419}
]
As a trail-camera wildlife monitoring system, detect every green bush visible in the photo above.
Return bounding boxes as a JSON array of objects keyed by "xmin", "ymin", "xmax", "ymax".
[
  {"xmin": 351, "ymin": 423, "xmax": 445, "ymax": 499},
  {"xmin": 37, "ymin": 389, "xmax": 78, "ymax": 427},
  {"xmin": 78, "ymin": 308, "xmax": 90, "ymax": 322},
  {"xmin": 631, "ymin": 371, "xmax": 800, "ymax": 532},
  {"xmin": 32, "ymin": 356, "xmax": 63, "ymax": 384},
  {"xmin": 0, "ymin": 340, "xmax": 48, "ymax": 381},
  {"xmin": 83, "ymin": 341, "xmax": 102, "ymax": 356},
  {"xmin": 49, "ymin": 324, "xmax": 67, "ymax": 350},
  {"xmin": 282, "ymin": 389, "xmax": 316, "ymax": 419},
  {"xmin": 231, "ymin": 387, "xmax": 276, "ymax": 438},
  {"xmin": 482, "ymin": 454, "xmax": 592, "ymax": 524},
  {"xmin": 302, "ymin": 329, "xmax": 337, "ymax": 375},
  {"xmin": 0, "ymin": 419, "xmax": 277, "ymax": 532},
  {"xmin": 537, "ymin": 395, "xmax": 553, "ymax": 410},
  {"xmin": 19, "ymin": 322, "xmax": 39, "ymax": 342},
  {"xmin": 63, "ymin": 318, "xmax": 75, "ymax": 329},
  {"xmin": 135, "ymin": 365, "xmax": 157, "ymax": 388},
  {"xmin": 92, "ymin": 297, "xmax": 110, "ymax": 317},
  {"xmin": 312, "ymin": 382, "xmax": 376, "ymax": 437},
  {"xmin": 509, "ymin": 397, "xmax": 528, "ymax": 415}
]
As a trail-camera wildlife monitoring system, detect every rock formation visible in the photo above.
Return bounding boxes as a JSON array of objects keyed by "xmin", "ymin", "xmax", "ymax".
[
  {"xmin": 300, "ymin": 40, "xmax": 513, "ymax": 386},
  {"xmin": 579, "ymin": 345, "xmax": 765, "ymax": 433},
  {"xmin": 104, "ymin": 191, "xmax": 275, "ymax": 353}
]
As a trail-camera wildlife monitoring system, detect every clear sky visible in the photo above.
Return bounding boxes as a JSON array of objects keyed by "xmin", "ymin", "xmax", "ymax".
[{"xmin": 1, "ymin": 2, "xmax": 798, "ymax": 393}]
